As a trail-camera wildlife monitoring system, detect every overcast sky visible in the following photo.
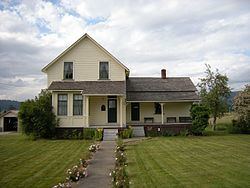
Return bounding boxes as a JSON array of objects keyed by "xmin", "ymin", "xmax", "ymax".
[{"xmin": 0, "ymin": 0, "xmax": 249, "ymax": 101}]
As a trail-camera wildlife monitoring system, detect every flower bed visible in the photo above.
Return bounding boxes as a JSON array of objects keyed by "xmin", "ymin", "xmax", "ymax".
[
  {"xmin": 53, "ymin": 143, "xmax": 100, "ymax": 188},
  {"xmin": 110, "ymin": 140, "xmax": 130, "ymax": 188}
]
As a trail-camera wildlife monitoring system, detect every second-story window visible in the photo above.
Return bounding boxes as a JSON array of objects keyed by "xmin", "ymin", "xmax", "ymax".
[
  {"xmin": 64, "ymin": 62, "xmax": 73, "ymax": 79},
  {"xmin": 99, "ymin": 62, "xmax": 109, "ymax": 79}
]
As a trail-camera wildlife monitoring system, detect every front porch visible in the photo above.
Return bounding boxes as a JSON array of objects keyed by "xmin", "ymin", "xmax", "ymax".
[
  {"xmin": 86, "ymin": 95, "xmax": 126, "ymax": 127},
  {"xmin": 126, "ymin": 101, "xmax": 193, "ymax": 125}
]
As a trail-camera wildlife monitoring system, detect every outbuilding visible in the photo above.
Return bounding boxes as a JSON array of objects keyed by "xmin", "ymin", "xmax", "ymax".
[{"xmin": 0, "ymin": 110, "xmax": 19, "ymax": 132}]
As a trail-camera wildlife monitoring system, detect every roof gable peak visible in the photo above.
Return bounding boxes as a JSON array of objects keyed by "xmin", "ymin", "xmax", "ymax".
[{"xmin": 42, "ymin": 33, "xmax": 129, "ymax": 72}]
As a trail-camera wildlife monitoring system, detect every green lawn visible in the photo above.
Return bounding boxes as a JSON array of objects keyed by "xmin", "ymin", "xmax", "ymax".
[
  {"xmin": 0, "ymin": 134, "xmax": 92, "ymax": 188},
  {"xmin": 126, "ymin": 135, "xmax": 250, "ymax": 187}
]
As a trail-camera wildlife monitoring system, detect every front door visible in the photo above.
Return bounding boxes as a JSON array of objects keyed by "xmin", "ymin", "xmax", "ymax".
[
  {"xmin": 108, "ymin": 99, "xmax": 117, "ymax": 123},
  {"xmin": 131, "ymin": 103, "xmax": 140, "ymax": 121}
]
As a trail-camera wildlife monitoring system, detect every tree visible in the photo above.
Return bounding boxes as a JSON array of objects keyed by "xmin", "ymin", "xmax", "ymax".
[
  {"xmin": 190, "ymin": 104, "xmax": 210, "ymax": 135},
  {"xmin": 232, "ymin": 85, "xmax": 250, "ymax": 133},
  {"xmin": 18, "ymin": 90, "xmax": 58, "ymax": 139},
  {"xmin": 198, "ymin": 64, "xmax": 231, "ymax": 130}
]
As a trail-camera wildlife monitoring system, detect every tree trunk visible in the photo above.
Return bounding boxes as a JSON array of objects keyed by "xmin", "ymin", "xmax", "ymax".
[{"xmin": 213, "ymin": 117, "xmax": 217, "ymax": 131}]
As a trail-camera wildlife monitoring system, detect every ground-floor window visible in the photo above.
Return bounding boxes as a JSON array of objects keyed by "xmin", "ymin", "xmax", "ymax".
[
  {"xmin": 179, "ymin": 117, "xmax": 192, "ymax": 123},
  {"xmin": 167, "ymin": 117, "xmax": 176, "ymax": 123},
  {"xmin": 73, "ymin": 94, "xmax": 83, "ymax": 115},
  {"xmin": 58, "ymin": 94, "xmax": 68, "ymax": 116}
]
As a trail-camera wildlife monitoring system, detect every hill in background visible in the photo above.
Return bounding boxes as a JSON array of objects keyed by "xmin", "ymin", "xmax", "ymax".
[{"xmin": 0, "ymin": 100, "xmax": 20, "ymax": 112}]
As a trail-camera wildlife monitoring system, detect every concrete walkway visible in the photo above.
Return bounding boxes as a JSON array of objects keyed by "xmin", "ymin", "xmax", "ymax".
[{"xmin": 73, "ymin": 141, "xmax": 116, "ymax": 188}]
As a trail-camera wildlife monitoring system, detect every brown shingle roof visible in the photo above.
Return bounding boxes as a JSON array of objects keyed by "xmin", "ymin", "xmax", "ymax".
[
  {"xmin": 48, "ymin": 81, "xmax": 126, "ymax": 95},
  {"xmin": 126, "ymin": 77, "xmax": 197, "ymax": 92},
  {"xmin": 126, "ymin": 77, "xmax": 199, "ymax": 101}
]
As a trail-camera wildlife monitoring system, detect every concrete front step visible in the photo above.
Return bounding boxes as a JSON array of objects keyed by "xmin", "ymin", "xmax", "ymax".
[
  {"xmin": 132, "ymin": 126, "xmax": 145, "ymax": 137},
  {"xmin": 103, "ymin": 129, "xmax": 118, "ymax": 141}
]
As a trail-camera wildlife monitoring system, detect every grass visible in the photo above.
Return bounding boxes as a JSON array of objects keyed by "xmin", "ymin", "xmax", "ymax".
[
  {"xmin": 126, "ymin": 135, "xmax": 250, "ymax": 187},
  {"xmin": 0, "ymin": 134, "xmax": 92, "ymax": 188}
]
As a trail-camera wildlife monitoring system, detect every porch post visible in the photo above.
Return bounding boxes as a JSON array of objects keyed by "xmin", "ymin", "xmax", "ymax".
[
  {"xmin": 119, "ymin": 96, "xmax": 123, "ymax": 127},
  {"xmin": 160, "ymin": 103, "xmax": 164, "ymax": 124},
  {"xmin": 85, "ymin": 96, "xmax": 89, "ymax": 127}
]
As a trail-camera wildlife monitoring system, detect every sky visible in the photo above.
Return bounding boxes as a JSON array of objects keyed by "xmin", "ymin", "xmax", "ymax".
[{"xmin": 0, "ymin": 0, "xmax": 250, "ymax": 101}]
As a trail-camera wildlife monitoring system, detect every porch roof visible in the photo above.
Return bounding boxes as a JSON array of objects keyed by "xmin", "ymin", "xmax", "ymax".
[
  {"xmin": 48, "ymin": 81, "xmax": 126, "ymax": 95},
  {"xmin": 126, "ymin": 77, "xmax": 199, "ymax": 102}
]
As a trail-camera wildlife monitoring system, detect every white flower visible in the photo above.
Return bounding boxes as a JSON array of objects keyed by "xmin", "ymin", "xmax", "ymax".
[{"xmin": 109, "ymin": 172, "xmax": 112, "ymax": 176}]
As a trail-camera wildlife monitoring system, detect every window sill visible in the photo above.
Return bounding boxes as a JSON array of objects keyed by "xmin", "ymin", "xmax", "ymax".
[
  {"xmin": 62, "ymin": 79, "xmax": 74, "ymax": 81},
  {"xmin": 98, "ymin": 79, "xmax": 110, "ymax": 81}
]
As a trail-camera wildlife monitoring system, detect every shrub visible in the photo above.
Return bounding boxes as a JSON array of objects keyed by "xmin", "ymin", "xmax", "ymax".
[
  {"xmin": 190, "ymin": 104, "xmax": 210, "ymax": 135},
  {"xmin": 83, "ymin": 128, "xmax": 103, "ymax": 140},
  {"xmin": 82, "ymin": 128, "xmax": 96, "ymax": 140},
  {"xmin": 145, "ymin": 127, "xmax": 178, "ymax": 137},
  {"xmin": 229, "ymin": 119, "xmax": 250, "ymax": 134},
  {"xmin": 18, "ymin": 90, "xmax": 57, "ymax": 139},
  {"xmin": 94, "ymin": 128, "xmax": 103, "ymax": 141},
  {"xmin": 55, "ymin": 128, "xmax": 83, "ymax": 139},
  {"xmin": 119, "ymin": 128, "xmax": 133, "ymax": 139}
]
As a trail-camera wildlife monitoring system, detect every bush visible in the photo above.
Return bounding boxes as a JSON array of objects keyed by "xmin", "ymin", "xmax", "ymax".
[
  {"xmin": 82, "ymin": 128, "xmax": 96, "ymax": 140},
  {"xmin": 18, "ymin": 90, "xmax": 57, "ymax": 139},
  {"xmin": 119, "ymin": 128, "xmax": 133, "ymax": 139},
  {"xmin": 83, "ymin": 128, "xmax": 103, "ymax": 140},
  {"xmin": 95, "ymin": 129, "xmax": 103, "ymax": 141},
  {"xmin": 55, "ymin": 128, "xmax": 83, "ymax": 139},
  {"xmin": 229, "ymin": 119, "xmax": 250, "ymax": 134},
  {"xmin": 190, "ymin": 104, "xmax": 210, "ymax": 135},
  {"xmin": 145, "ymin": 127, "xmax": 178, "ymax": 137}
]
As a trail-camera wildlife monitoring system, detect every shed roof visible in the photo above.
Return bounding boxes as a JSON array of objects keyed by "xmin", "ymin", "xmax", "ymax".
[{"xmin": 0, "ymin": 110, "xmax": 19, "ymax": 118}]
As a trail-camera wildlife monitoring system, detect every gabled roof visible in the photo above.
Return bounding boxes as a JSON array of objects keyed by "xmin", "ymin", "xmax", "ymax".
[
  {"xmin": 48, "ymin": 81, "xmax": 126, "ymax": 95},
  {"xmin": 42, "ymin": 33, "xmax": 129, "ymax": 72},
  {"xmin": 0, "ymin": 110, "xmax": 19, "ymax": 118},
  {"xmin": 126, "ymin": 77, "xmax": 199, "ymax": 102}
]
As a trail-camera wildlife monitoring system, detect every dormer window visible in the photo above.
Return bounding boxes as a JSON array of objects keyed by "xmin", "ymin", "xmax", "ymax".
[
  {"xmin": 64, "ymin": 62, "xmax": 73, "ymax": 79},
  {"xmin": 99, "ymin": 61, "xmax": 109, "ymax": 80}
]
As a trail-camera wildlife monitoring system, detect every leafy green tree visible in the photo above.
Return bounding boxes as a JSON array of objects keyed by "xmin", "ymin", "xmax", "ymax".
[
  {"xmin": 198, "ymin": 64, "xmax": 231, "ymax": 130},
  {"xmin": 18, "ymin": 90, "xmax": 57, "ymax": 139},
  {"xmin": 190, "ymin": 104, "xmax": 210, "ymax": 135}
]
